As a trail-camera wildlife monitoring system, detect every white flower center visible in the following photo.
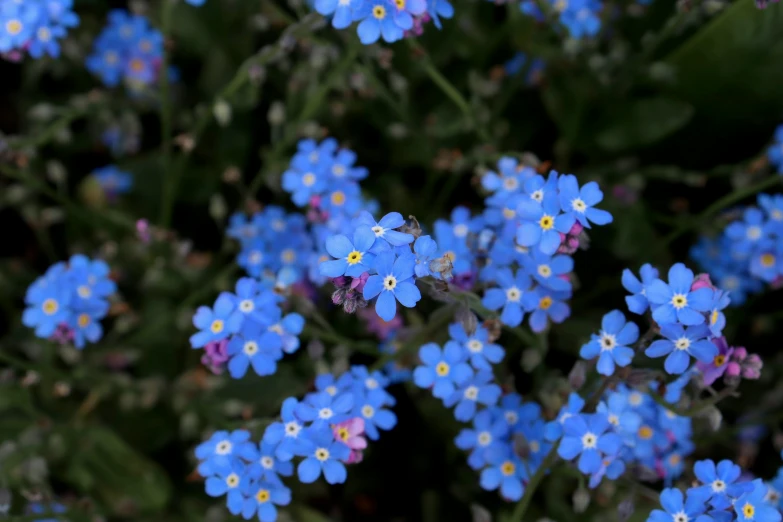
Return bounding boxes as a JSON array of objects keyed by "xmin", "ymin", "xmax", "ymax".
[
  {"xmin": 673, "ymin": 512, "xmax": 689, "ymax": 522},
  {"xmin": 529, "ymin": 440, "xmax": 540, "ymax": 453},
  {"xmin": 506, "ymin": 286, "xmax": 521, "ymax": 302},
  {"xmin": 216, "ymin": 441, "xmax": 232, "ymax": 455},
  {"xmin": 371, "ymin": 225, "xmax": 384, "ymax": 237},
  {"xmin": 674, "ymin": 337, "xmax": 690, "ymax": 351},
  {"xmin": 581, "ymin": 432, "xmax": 598, "ymax": 449},
  {"xmin": 467, "ymin": 340, "xmax": 483, "ymax": 353},
  {"xmin": 243, "ymin": 341, "xmax": 259, "ymax": 356},
  {"xmin": 365, "ymin": 378, "xmax": 379, "ymax": 389},
  {"xmin": 503, "ymin": 177, "xmax": 519, "ymax": 191},
  {"xmin": 362, "ymin": 405, "xmax": 375, "ymax": 418},
  {"xmin": 571, "ymin": 198, "xmax": 587, "ymax": 212},
  {"xmin": 600, "ymin": 332, "xmax": 617, "ymax": 351},
  {"xmin": 464, "ymin": 386, "xmax": 479, "ymax": 401},
  {"xmin": 284, "ymin": 421, "xmax": 301, "ymax": 437},
  {"xmin": 478, "ymin": 431, "xmax": 492, "ymax": 446},
  {"xmin": 325, "ymin": 385, "xmax": 337, "ymax": 396},
  {"xmin": 239, "ymin": 299, "xmax": 254, "ymax": 312},
  {"xmin": 261, "ymin": 456, "xmax": 274, "ymax": 469},
  {"xmin": 608, "ymin": 414, "xmax": 619, "ymax": 426},
  {"xmin": 453, "ymin": 224, "xmax": 469, "ymax": 237},
  {"xmin": 537, "ymin": 264, "xmax": 552, "ymax": 278},
  {"xmin": 318, "ymin": 407, "xmax": 334, "ymax": 420},
  {"xmin": 505, "ymin": 411, "xmax": 519, "ymax": 425},
  {"xmin": 747, "ymin": 226, "xmax": 762, "ymax": 240},
  {"xmin": 383, "ymin": 275, "xmax": 397, "ymax": 290},
  {"xmin": 711, "ymin": 480, "xmax": 726, "ymax": 493},
  {"xmin": 530, "ymin": 189, "xmax": 544, "ymax": 202}
]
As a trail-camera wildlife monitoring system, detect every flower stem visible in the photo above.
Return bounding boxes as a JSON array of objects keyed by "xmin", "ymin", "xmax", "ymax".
[
  {"xmin": 158, "ymin": 0, "xmax": 176, "ymax": 229},
  {"xmin": 509, "ymin": 440, "xmax": 561, "ymax": 522}
]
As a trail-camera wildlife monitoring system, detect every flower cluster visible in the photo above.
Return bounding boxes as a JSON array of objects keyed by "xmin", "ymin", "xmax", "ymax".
[
  {"xmin": 646, "ymin": 459, "xmax": 782, "ymax": 522},
  {"xmin": 478, "ymin": 159, "xmax": 613, "ymax": 332},
  {"xmin": 86, "ymin": 10, "xmax": 164, "ymax": 90},
  {"xmin": 22, "ymin": 255, "xmax": 116, "ymax": 349},
  {"xmin": 313, "ymin": 0, "xmax": 454, "ymax": 44},
  {"xmin": 190, "ymin": 277, "xmax": 303, "ymax": 378},
  {"xmin": 519, "ymin": 0, "xmax": 602, "ymax": 38},
  {"xmin": 768, "ymin": 125, "xmax": 783, "ymax": 174},
  {"xmin": 692, "ymin": 192, "xmax": 783, "ymax": 305},
  {"xmin": 195, "ymin": 365, "xmax": 395, "ymax": 522},
  {"xmin": 0, "ymin": 0, "xmax": 79, "ymax": 60}
]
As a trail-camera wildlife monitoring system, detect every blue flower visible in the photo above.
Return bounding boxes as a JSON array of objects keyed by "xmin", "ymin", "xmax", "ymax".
[
  {"xmin": 706, "ymin": 290, "xmax": 730, "ymax": 337},
  {"xmin": 190, "ymin": 293, "xmax": 244, "ymax": 348},
  {"xmin": 688, "ymin": 459, "xmax": 750, "ymax": 510},
  {"xmin": 448, "ymin": 323, "xmax": 505, "ymax": 371},
  {"xmin": 263, "ymin": 398, "xmax": 306, "ymax": 461},
  {"xmin": 647, "ymin": 488, "xmax": 709, "ymax": 522},
  {"xmin": 444, "ymin": 370, "xmax": 502, "ymax": 421},
  {"xmin": 355, "ymin": 1, "xmax": 404, "ymax": 45},
  {"xmin": 266, "ymin": 309, "xmax": 304, "ymax": 354},
  {"xmin": 557, "ymin": 174, "xmax": 613, "ymax": 229},
  {"xmin": 588, "ymin": 456, "xmax": 625, "ymax": 489},
  {"xmin": 195, "ymin": 430, "xmax": 256, "ymax": 477},
  {"xmin": 228, "ymin": 278, "xmax": 281, "ymax": 327},
  {"xmin": 296, "ymin": 428, "xmax": 351, "ymax": 484},
  {"xmin": 296, "ymin": 391, "xmax": 354, "ymax": 428},
  {"xmin": 544, "ymin": 392, "xmax": 585, "ymax": 441},
  {"xmin": 413, "ymin": 342, "xmax": 472, "ymax": 399},
  {"xmin": 427, "ymin": 0, "xmax": 454, "ymax": 28},
  {"xmin": 413, "ymin": 234, "xmax": 439, "ymax": 277},
  {"xmin": 226, "ymin": 324, "xmax": 284, "ymax": 378},
  {"xmin": 320, "ymin": 226, "xmax": 377, "ymax": 278},
  {"xmin": 354, "ymin": 211, "xmax": 414, "ymax": 248},
  {"xmin": 204, "ymin": 461, "xmax": 247, "ymax": 516},
  {"xmin": 622, "ymin": 263, "xmax": 659, "ymax": 315},
  {"xmin": 482, "ymin": 157, "xmax": 529, "ymax": 205},
  {"xmin": 353, "ymin": 389, "xmax": 397, "ymax": 440},
  {"xmin": 522, "ymin": 249, "xmax": 573, "ymax": 292},
  {"xmin": 362, "ymin": 252, "xmax": 421, "ymax": 322},
  {"xmin": 750, "ymin": 244, "xmax": 783, "ymax": 283},
  {"xmin": 645, "ymin": 324, "xmax": 717, "ymax": 375},
  {"xmin": 315, "ymin": 372, "xmax": 354, "ymax": 397},
  {"xmin": 480, "ymin": 447, "xmax": 527, "ymax": 501},
  {"xmin": 246, "ymin": 441, "xmax": 294, "ymax": 484},
  {"xmin": 92, "ymin": 165, "xmax": 133, "ymax": 195},
  {"xmin": 735, "ymin": 480, "xmax": 781, "ymax": 522},
  {"xmin": 522, "ymin": 286, "xmax": 571, "ymax": 333},
  {"xmin": 759, "ymin": 193, "xmax": 783, "ymax": 234},
  {"xmin": 518, "ymin": 418, "xmax": 552, "ymax": 468},
  {"xmin": 597, "ymin": 391, "xmax": 642, "ymax": 435},
  {"xmin": 559, "ymin": 0, "xmax": 602, "ymax": 38},
  {"xmin": 0, "ymin": 2, "xmax": 39, "ymax": 53},
  {"xmin": 725, "ymin": 207, "xmax": 770, "ymax": 255},
  {"xmin": 27, "ymin": 502, "xmax": 68, "ymax": 522},
  {"xmin": 496, "ymin": 392, "xmax": 541, "ymax": 431},
  {"xmin": 282, "ymin": 164, "xmax": 326, "ymax": 207},
  {"xmin": 455, "ymin": 409, "xmax": 509, "ymax": 470},
  {"xmin": 579, "ymin": 310, "xmax": 639, "ymax": 376},
  {"xmin": 315, "ymin": 0, "xmax": 361, "ymax": 28},
  {"xmin": 646, "ymin": 263, "xmax": 713, "ymax": 326},
  {"xmin": 558, "ymin": 413, "xmax": 621, "ymax": 474},
  {"xmin": 240, "ymin": 481, "xmax": 292, "ymax": 522},
  {"xmin": 481, "ymin": 267, "xmax": 532, "ymax": 327},
  {"xmin": 22, "ymin": 277, "xmax": 72, "ymax": 338},
  {"xmin": 516, "ymin": 193, "xmax": 572, "ymax": 255}
]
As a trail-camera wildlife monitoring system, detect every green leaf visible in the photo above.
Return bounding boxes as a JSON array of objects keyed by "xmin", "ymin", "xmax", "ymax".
[
  {"xmin": 594, "ymin": 98, "xmax": 694, "ymax": 151},
  {"xmin": 64, "ymin": 426, "xmax": 172, "ymax": 516},
  {"xmin": 666, "ymin": 0, "xmax": 783, "ymax": 123}
]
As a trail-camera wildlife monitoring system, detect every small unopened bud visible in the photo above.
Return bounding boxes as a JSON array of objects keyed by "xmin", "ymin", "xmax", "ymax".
[
  {"xmin": 618, "ymin": 497, "xmax": 635, "ymax": 522},
  {"xmin": 455, "ymin": 305, "xmax": 478, "ymax": 336},
  {"xmin": 223, "ymin": 166, "xmax": 241, "ymax": 184},
  {"xmin": 572, "ymin": 487, "xmax": 590, "ymax": 513},
  {"xmin": 209, "ymin": 194, "xmax": 227, "ymax": 221},
  {"xmin": 307, "ymin": 339, "xmax": 325, "ymax": 360},
  {"xmin": 568, "ymin": 361, "xmax": 586, "ymax": 390},
  {"xmin": 53, "ymin": 381, "xmax": 71, "ymax": 397},
  {"xmin": 521, "ymin": 348, "xmax": 541, "ymax": 372},
  {"xmin": 268, "ymin": 101, "xmax": 285, "ymax": 126},
  {"xmin": 483, "ymin": 319, "xmax": 502, "ymax": 343},
  {"xmin": 704, "ymin": 405, "xmax": 723, "ymax": 431},
  {"xmin": 0, "ymin": 487, "xmax": 10, "ymax": 515},
  {"xmin": 470, "ymin": 504, "xmax": 491, "ymax": 522},
  {"xmin": 213, "ymin": 99, "xmax": 232, "ymax": 127}
]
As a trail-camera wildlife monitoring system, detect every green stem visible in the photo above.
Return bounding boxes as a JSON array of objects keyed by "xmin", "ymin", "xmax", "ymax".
[
  {"xmin": 664, "ymin": 175, "xmax": 782, "ymax": 244},
  {"xmin": 158, "ymin": 0, "xmax": 176, "ymax": 228},
  {"xmin": 509, "ymin": 441, "xmax": 560, "ymax": 522},
  {"xmin": 406, "ymin": 40, "xmax": 490, "ymax": 143}
]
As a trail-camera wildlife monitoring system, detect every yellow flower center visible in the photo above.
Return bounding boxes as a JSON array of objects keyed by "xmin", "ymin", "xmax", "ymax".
[
  {"xmin": 256, "ymin": 489, "xmax": 270, "ymax": 503},
  {"xmin": 539, "ymin": 296, "xmax": 553, "ymax": 310},
  {"xmin": 500, "ymin": 461, "xmax": 516, "ymax": 476},
  {"xmin": 42, "ymin": 299, "xmax": 59, "ymax": 315},
  {"xmin": 539, "ymin": 215, "xmax": 554, "ymax": 230},
  {"xmin": 373, "ymin": 5, "xmax": 387, "ymax": 18},
  {"xmin": 443, "ymin": 251, "xmax": 456, "ymax": 262},
  {"xmin": 669, "ymin": 454, "xmax": 681, "ymax": 466},
  {"xmin": 139, "ymin": 39, "xmax": 152, "ymax": 52},
  {"xmin": 502, "ymin": 207, "xmax": 516, "ymax": 220},
  {"xmin": 78, "ymin": 314, "xmax": 91, "ymax": 328},
  {"xmin": 6, "ymin": 20, "xmax": 22, "ymax": 36},
  {"xmin": 742, "ymin": 503, "xmax": 755, "ymax": 518},
  {"xmin": 710, "ymin": 309, "xmax": 719, "ymax": 325},
  {"xmin": 78, "ymin": 285, "xmax": 92, "ymax": 298},
  {"xmin": 761, "ymin": 253, "xmax": 776, "ymax": 267},
  {"xmin": 38, "ymin": 27, "xmax": 51, "ymax": 41},
  {"xmin": 210, "ymin": 319, "xmax": 224, "ymax": 334},
  {"xmin": 337, "ymin": 427, "xmax": 350, "ymax": 442},
  {"xmin": 347, "ymin": 251, "xmax": 363, "ymax": 265},
  {"xmin": 129, "ymin": 59, "xmax": 145, "ymax": 72},
  {"xmin": 281, "ymin": 249, "xmax": 296, "ymax": 263},
  {"xmin": 638, "ymin": 425, "xmax": 653, "ymax": 440},
  {"xmin": 331, "ymin": 191, "xmax": 346, "ymax": 206},
  {"xmin": 713, "ymin": 354, "xmax": 726, "ymax": 367},
  {"xmin": 302, "ymin": 173, "xmax": 316, "ymax": 187},
  {"xmin": 435, "ymin": 362, "xmax": 450, "ymax": 376},
  {"xmin": 671, "ymin": 294, "xmax": 687, "ymax": 309},
  {"xmin": 395, "ymin": 0, "xmax": 406, "ymax": 7}
]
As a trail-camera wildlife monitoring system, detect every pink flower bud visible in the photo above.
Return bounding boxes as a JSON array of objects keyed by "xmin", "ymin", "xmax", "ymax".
[
  {"xmin": 690, "ymin": 273, "xmax": 715, "ymax": 291},
  {"xmin": 732, "ymin": 347, "xmax": 748, "ymax": 360},
  {"xmin": 725, "ymin": 362, "xmax": 741, "ymax": 377}
]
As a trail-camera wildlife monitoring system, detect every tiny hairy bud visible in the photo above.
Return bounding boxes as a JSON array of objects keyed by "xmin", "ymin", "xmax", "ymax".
[
  {"xmin": 618, "ymin": 497, "xmax": 635, "ymax": 522},
  {"xmin": 572, "ymin": 486, "xmax": 590, "ymax": 513},
  {"xmin": 568, "ymin": 361, "xmax": 587, "ymax": 390}
]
